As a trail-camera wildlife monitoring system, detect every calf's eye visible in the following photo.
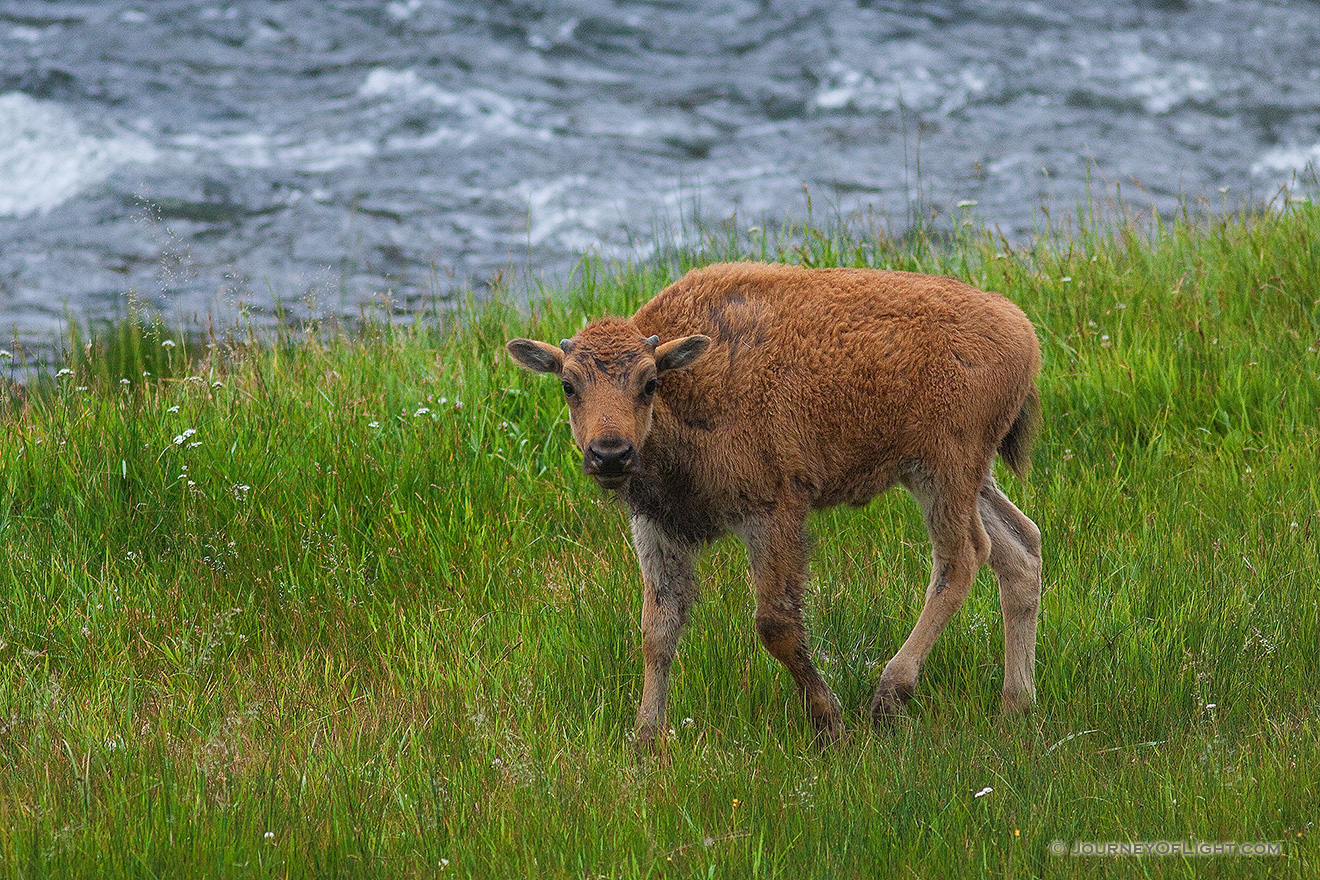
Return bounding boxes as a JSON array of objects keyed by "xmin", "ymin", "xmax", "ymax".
[
  {"xmin": 561, "ymin": 380, "xmax": 575, "ymax": 397},
  {"xmin": 643, "ymin": 378, "xmax": 658, "ymax": 396}
]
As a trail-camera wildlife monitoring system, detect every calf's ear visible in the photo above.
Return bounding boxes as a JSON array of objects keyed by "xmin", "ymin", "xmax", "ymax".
[
  {"xmin": 654, "ymin": 334, "xmax": 711, "ymax": 374},
  {"xmin": 506, "ymin": 338, "xmax": 565, "ymax": 374}
]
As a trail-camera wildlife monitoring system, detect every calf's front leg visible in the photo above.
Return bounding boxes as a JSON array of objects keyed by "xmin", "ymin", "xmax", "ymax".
[
  {"xmin": 630, "ymin": 515, "xmax": 699, "ymax": 749},
  {"xmin": 739, "ymin": 508, "xmax": 844, "ymax": 743}
]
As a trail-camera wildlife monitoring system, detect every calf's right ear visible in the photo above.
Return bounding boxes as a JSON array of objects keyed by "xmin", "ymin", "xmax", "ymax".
[
  {"xmin": 506, "ymin": 338, "xmax": 565, "ymax": 374},
  {"xmin": 655, "ymin": 334, "xmax": 711, "ymax": 374}
]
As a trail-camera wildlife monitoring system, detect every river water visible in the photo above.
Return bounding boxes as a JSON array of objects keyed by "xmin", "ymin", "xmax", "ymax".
[{"xmin": 2, "ymin": 0, "xmax": 1319, "ymax": 351}]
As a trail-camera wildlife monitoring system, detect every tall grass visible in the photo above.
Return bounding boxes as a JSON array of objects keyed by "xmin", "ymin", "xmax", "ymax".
[{"xmin": 1, "ymin": 196, "xmax": 1317, "ymax": 877}]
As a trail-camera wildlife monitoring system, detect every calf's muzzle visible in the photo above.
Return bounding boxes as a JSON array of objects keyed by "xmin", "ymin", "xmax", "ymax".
[{"xmin": 584, "ymin": 433, "xmax": 638, "ymax": 487}]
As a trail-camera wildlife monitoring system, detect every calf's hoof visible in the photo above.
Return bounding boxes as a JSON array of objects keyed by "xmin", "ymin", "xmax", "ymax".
[
  {"xmin": 870, "ymin": 677, "xmax": 915, "ymax": 727},
  {"xmin": 808, "ymin": 690, "xmax": 845, "ymax": 746},
  {"xmin": 812, "ymin": 712, "xmax": 845, "ymax": 747},
  {"xmin": 999, "ymin": 689, "xmax": 1035, "ymax": 718}
]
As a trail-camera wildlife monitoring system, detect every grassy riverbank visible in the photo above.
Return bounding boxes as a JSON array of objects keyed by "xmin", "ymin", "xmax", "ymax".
[{"xmin": 2, "ymin": 199, "xmax": 1318, "ymax": 878}]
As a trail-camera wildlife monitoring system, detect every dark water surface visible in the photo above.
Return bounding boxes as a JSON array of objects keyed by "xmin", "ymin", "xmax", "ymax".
[{"xmin": 2, "ymin": 0, "xmax": 1319, "ymax": 349}]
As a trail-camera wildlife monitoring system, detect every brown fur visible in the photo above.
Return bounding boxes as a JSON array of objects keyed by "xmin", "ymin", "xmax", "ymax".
[{"xmin": 508, "ymin": 262, "xmax": 1043, "ymax": 746}]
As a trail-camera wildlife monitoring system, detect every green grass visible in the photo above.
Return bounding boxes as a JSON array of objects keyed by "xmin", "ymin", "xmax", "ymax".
[{"xmin": 2, "ymin": 196, "xmax": 1318, "ymax": 878}]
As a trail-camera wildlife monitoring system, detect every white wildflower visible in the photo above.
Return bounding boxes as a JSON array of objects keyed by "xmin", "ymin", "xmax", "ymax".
[
  {"xmin": 414, "ymin": 407, "xmax": 431, "ymax": 417},
  {"xmin": 368, "ymin": 421, "xmax": 380, "ymax": 428},
  {"xmin": 161, "ymin": 339, "xmax": 176, "ymax": 348},
  {"xmin": 56, "ymin": 367, "xmax": 74, "ymax": 378},
  {"xmin": 974, "ymin": 786, "xmax": 993, "ymax": 798},
  {"xmin": 173, "ymin": 428, "xmax": 197, "ymax": 446}
]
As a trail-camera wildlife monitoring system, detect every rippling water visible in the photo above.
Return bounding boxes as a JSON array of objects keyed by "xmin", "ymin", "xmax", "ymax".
[{"xmin": 2, "ymin": 0, "xmax": 1319, "ymax": 347}]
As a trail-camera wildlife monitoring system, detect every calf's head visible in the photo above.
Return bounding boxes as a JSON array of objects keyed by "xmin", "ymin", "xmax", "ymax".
[{"xmin": 507, "ymin": 319, "xmax": 710, "ymax": 488}]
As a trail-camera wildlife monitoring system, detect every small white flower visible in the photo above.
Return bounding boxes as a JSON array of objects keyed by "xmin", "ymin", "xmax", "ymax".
[
  {"xmin": 414, "ymin": 407, "xmax": 431, "ymax": 417},
  {"xmin": 1060, "ymin": 276, "xmax": 1072, "ymax": 282},
  {"xmin": 173, "ymin": 428, "xmax": 197, "ymax": 446},
  {"xmin": 439, "ymin": 859, "xmax": 450, "ymax": 869},
  {"xmin": 0, "ymin": 349, "xmax": 11, "ymax": 359},
  {"xmin": 120, "ymin": 378, "xmax": 131, "ymax": 386},
  {"xmin": 681, "ymin": 717, "xmax": 695, "ymax": 728},
  {"xmin": 212, "ymin": 381, "xmax": 223, "ymax": 389},
  {"xmin": 454, "ymin": 400, "xmax": 463, "ymax": 411},
  {"xmin": 263, "ymin": 831, "xmax": 275, "ymax": 842},
  {"xmin": 974, "ymin": 786, "xmax": 993, "ymax": 798},
  {"xmin": 167, "ymin": 405, "xmax": 180, "ymax": 413},
  {"xmin": 368, "ymin": 421, "xmax": 380, "ymax": 428},
  {"xmin": 161, "ymin": 339, "xmax": 176, "ymax": 348},
  {"xmin": 56, "ymin": 368, "xmax": 74, "ymax": 378}
]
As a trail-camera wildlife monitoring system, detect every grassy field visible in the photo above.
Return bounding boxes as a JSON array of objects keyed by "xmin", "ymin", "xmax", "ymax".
[{"xmin": 1, "ymin": 197, "xmax": 1318, "ymax": 878}]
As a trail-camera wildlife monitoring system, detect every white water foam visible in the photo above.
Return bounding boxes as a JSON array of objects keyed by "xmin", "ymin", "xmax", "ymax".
[
  {"xmin": 168, "ymin": 130, "xmax": 377, "ymax": 173},
  {"xmin": 0, "ymin": 92, "xmax": 157, "ymax": 217},
  {"xmin": 1119, "ymin": 53, "xmax": 1214, "ymax": 115},
  {"xmin": 358, "ymin": 68, "xmax": 548, "ymax": 145},
  {"xmin": 811, "ymin": 50, "xmax": 992, "ymax": 118},
  {"xmin": 1251, "ymin": 143, "xmax": 1320, "ymax": 180}
]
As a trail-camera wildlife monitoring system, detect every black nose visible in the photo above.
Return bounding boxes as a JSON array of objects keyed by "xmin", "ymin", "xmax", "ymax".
[{"xmin": 586, "ymin": 438, "xmax": 636, "ymax": 475}]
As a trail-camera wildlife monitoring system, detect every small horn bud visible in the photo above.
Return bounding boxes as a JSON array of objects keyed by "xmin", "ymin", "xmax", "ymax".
[
  {"xmin": 559, "ymin": 339, "xmax": 573, "ymax": 353},
  {"xmin": 644, "ymin": 335, "xmax": 660, "ymax": 350}
]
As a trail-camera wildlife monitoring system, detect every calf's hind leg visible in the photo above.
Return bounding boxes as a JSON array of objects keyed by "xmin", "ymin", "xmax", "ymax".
[
  {"xmin": 874, "ymin": 474, "xmax": 990, "ymax": 721},
  {"xmin": 979, "ymin": 477, "xmax": 1042, "ymax": 715},
  {"xmin": 739, "ymin": 509, "xmax": 844, "ymax": 742},
  {"xmin": 631, "ymin": 515, "xmax": 700, "ymax": 749}
]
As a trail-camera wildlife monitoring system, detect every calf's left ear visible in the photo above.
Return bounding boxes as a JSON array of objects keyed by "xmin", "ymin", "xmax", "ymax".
[
  {"xmin": 654, "ymin": 334, "xmax": 711, "ymax": 374},
  {"xmin": 506, "ymin": 338, "xmax": 565, "ymax": 374}
]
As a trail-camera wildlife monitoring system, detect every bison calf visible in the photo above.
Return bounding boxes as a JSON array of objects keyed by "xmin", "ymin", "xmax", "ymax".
[{"xmin": 508, "ymin": 262, "xmax": 1042, "ymax": 745}]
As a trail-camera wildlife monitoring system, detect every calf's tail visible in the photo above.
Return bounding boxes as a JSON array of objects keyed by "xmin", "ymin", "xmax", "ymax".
[{"xmin": 998, "ymin": 385, "xmax": 1040, "ymax": 479}]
